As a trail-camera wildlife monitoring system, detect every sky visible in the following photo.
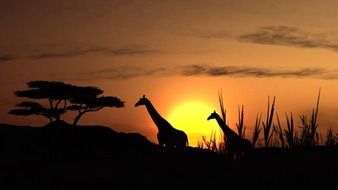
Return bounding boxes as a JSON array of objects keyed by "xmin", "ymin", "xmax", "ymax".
[{"xmin": 1, "ymin": 0, "xmax": 338, "ymax": 146}]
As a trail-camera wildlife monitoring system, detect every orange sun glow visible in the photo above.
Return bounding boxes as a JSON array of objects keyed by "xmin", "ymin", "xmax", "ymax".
[{"xmin": 167, "ymin": 101, "xmax": 221, "ymax": 147}]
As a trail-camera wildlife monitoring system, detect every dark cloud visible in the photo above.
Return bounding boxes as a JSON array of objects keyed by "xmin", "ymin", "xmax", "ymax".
[
  {"xmin": 0, "ymin": 46, "xmax": 158, "ymax": 63},
  {"xmin": 63, "ymin": 64, "xmax": 338, "ymax": 81},
  {"xmin": 97, "ymin": 67, "xmax": 168, "ymax": 79},
  {"xmin": 238, "ymin": 26, "xmax": 338, "ymax": 51},
  {"xmin": 0, "ymin": 54, "xmax": 15, "ymax": 62},
  {"xmin": 72, "ymin": 66, "xmax": 170, "ymax": 81},
  {"xmin": 182, "ymin": 64, "xmax": 338, "ymax": 79},
  {"xmin": 30, "ymin": 47, "xmax": 157, "ymax": 59}
]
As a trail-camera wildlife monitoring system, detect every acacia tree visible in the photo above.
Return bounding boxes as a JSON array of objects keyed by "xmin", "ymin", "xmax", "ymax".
[
  {"xmin": 66, "ymin": 86, "xmax": 124, "ymax": 125},
  {"xmin": 68, "ymin": 95, "xmax": 124, "ymax": 125},
  {"xmin": 9, "ymin": 81, "xmax": 72, "ymax": 122},
  {"xmin": 9, "ymin": 80, "xmax": 124, "ymax": 125},
  {"xmin": 9, "ymin": 101, "xmax": 65, "ymax": 123}
]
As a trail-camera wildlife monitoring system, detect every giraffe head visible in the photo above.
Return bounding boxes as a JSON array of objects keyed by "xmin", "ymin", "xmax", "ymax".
[
  {"xmin": 207, "ymin": 110, "xmax": 218, "ymax": 120},
  {"xmin": 135, "ymin": 95, "xmax": 148, "ymax": 107}
]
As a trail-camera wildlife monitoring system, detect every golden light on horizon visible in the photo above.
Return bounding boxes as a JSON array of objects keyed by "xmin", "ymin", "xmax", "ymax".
[{"xmin": 167, "ymin": 101, "xmax": 221, "ymax": 147}]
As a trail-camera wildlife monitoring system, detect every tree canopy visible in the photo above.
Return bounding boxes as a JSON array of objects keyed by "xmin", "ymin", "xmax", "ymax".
[{"xmin": 10, "ymin": 80, "xmax": 124, "ymax": 125}]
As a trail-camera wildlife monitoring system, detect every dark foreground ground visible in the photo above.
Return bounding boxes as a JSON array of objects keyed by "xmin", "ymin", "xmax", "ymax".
[{"xmin": 0, "ymin": 121, "xmax": 337, "ymax": 189}]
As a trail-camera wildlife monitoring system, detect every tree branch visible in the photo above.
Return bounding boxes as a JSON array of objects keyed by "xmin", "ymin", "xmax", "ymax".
[
  {"xmin": 49, "ymin": 98, "xmax": 53, "ymax": 109},
  {"xmin": 63, "ymin": 99, "xmax": 67, "ymax": 110},
  {"xmin": 87, "ymin": 106, "xmax": 104, "ymax": 112},
  {"xmin": 55, "ymin": 99, "xmax": 62, "ymax": 109}
]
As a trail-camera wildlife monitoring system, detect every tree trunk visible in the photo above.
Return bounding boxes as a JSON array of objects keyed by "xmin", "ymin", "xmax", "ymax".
[{"xmin": 73, "ymin": 112, "xmax": 85, "ymax": 126}]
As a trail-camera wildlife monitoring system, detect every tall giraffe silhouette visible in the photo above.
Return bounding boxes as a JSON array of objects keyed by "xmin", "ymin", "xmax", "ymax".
[
  {"xmin": 207, "ymin": 110, "xmax": 252, "ymax": 159},
  {"xmin": 135, "ymin": 95, "xmax": 188, "ymax": 148}
]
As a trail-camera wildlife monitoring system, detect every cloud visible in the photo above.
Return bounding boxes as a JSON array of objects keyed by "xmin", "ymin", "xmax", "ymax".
[
  {"xmin": 0, "ymin": 54, "xmax": 15, "ymax": 62},
  {"xmin": 30, "ymin": 47, "xmax": 157, "ymax": 59},
  {"xmin": 182, "ymin": 64, "xmax": 338, "ymax": 80},
  {"xmin": 63, "ymin": 64, "xmax": 338, "ymax": 81},
  {"xmin": 68, "ymin": 66, "xmax": 171, "ymax": 81},
  {"xmin": 0, "ymin": 46, "xmax": 157, "ymax": 62},
  {"xmin": 93, "ymin": 67, "xmax": 169, "ymax": 79},
  {"xmin": 238, "ymin": 26, "xmax": 338, "ymax": 51}
]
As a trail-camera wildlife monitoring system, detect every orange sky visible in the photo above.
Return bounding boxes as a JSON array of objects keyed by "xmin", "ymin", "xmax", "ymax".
[{"xmin": 1, "ymin": 1, "xmax": 338, "ymax": 146}]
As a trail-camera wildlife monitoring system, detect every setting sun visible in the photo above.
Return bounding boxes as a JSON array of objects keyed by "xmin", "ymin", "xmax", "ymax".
[
  {"xmin": 1, "ymin": 1, "xmax": 338, "ymax": 188},
  {"xmin": 167, "ymin": 101, "xmax": 221, "ymax": 147}
]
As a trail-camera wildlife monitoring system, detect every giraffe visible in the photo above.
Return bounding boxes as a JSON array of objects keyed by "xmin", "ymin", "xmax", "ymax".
[
  {"xmin": 135, "ymin": 95, "xmax": 188, "ymax": 148},
  {"xmin": 207, "ymin": 110, "xmax": 252, "ymax": 159}
]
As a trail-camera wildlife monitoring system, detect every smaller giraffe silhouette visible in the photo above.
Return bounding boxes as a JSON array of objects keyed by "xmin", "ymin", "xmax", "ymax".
[
  {"xmin": 135, "ymin": 95, "xmax": 188, "ymax": 148},
  {"xmin": 207, "ymin": 110, "xmax": 252, "ymax": 159}
]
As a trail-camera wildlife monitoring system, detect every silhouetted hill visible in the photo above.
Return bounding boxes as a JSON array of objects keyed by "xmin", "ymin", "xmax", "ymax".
[
  {"xmin": 0, "ymin": 121, "xmax": 157, "ymax": 161},
  {"xmin": 0, "ymin": 121, "xmax": 337, "ymax": 189}
]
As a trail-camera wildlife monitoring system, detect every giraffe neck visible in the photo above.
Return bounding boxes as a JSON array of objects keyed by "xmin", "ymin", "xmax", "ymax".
[
  {"xmin": 214, "ymin": 114, "xmax": 238, "ymax": 138},
  {"xmin": 144, "ymin": 99, "xmax": 168, "ymax": 131}
]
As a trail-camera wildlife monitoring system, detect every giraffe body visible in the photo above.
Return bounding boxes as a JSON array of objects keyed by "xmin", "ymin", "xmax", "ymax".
[
  {"xmin": 208, "ymin": 111, "xmax": 252, "ymax": 158},
  {"xmin": 135, "ymin": 95, "xmax": 188, "ymax": 148}
]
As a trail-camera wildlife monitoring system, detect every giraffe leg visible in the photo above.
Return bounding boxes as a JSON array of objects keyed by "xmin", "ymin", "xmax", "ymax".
[
  {"xmin": 173, "ymin": 130, "xmax": 188, "ymax": 148},
  {"xmin": 181, "ymin": 131, "xmax": 188, "ymax": 147},
  {"xmin": 175, "ymin": 131, "xmax": 183, "ymax": 148},
  {"xmin": 157, "ymin": 132, "xmax": 165, "ymax": 147}
]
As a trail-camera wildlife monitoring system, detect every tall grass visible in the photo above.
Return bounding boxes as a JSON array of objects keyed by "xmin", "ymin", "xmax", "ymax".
[
  {"xmin": 197, "ymin": 90, "xmax": 228, "ymax": 153},
  {"xmin": 218, "ymin": 90, "xmax": 227, "ymax": 123},
  {"xmin": 262, "ymin": 96, "xmax": 275, "ymax": 147},
  {"xmin": 284, "ymin": 112, "xmax": 297, "ymax": 148},
  {"xmin": 274, "ymin": 113, "xmax": 285, "ymax": 148},
  {"xmin": 299, "ymin": 90, "xmax": 321, "ymax": 147},
  {"xmin": 325, "ymin": 128, "xmax": 336, "ymax": 147},
  {"xmin": 217, "ymin": 90, "xmax": 229, "ymax": 153},
  {"xmin": 201, "ymin": 89, "xmax": 337, "ymax": 152},
  {"xmin": 197, "ymin": 131, "xmax": 219, "ymax": 152},
  {"xmin": 252, "ymin": 113, "xmax": 262, "ymax": 148},
  {"xmin": 197, "ymin": 129, "xmax": 227, "ymax": 153},
  {"xmin": 236, "ymin": 105, "xmax": 246, "ymax": 139}
]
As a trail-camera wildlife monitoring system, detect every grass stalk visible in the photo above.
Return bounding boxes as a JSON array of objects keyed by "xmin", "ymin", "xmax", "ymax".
[
  {"xmin": 274, "ymin": 113, "xmax": 285, "ymax": 148},
  {"xmin": 299, "ymin": 89, "xmax": 321, "ymax": 147},
  {"xmin": 198, "ymin": 130, "xmax": 219, "ymax": 152},
  {"xmin": 218, "ymin": 90, "xmax": 226, "ymax": 122},
  {"xmin": 236, "ymin": 105, "xmax": 246, "ymax": 139},
  {"xmin": 252, "ymin": 113, "xmax": 262, "ymax": 148},
  {"xmin": 325, "ymin": 128, "xmax": 336, "ymax": 147},
  {"xmin": 262, "ymin": 96, "xmax": 276, "ymax": 147},
  {"xmin": 284, "ymin": 112, "xmax": 297, "ymax": 148}
]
